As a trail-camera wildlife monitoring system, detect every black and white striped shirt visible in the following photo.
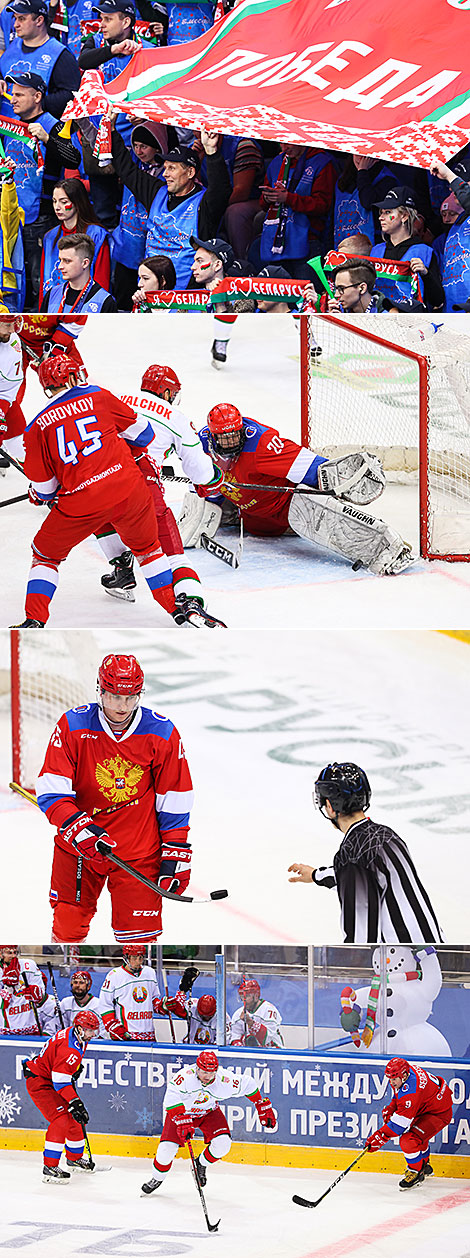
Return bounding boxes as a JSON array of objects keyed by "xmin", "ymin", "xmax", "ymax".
[{"xmin": 313, "ymin": 818, "xmax": 444, "ymax": 944}]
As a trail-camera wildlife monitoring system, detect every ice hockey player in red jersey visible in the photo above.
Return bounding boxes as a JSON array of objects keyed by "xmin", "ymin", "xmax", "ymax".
[
  {"xmin": 365, "ymin": 1058, "xmax": 453, "ymax": 1189},
  {"xmin": 142, "ymin": 1049, "xmax": 276, "ymax": 1195},
  {"xmin": 97, "ymin": 362, "xmax": 226, "ymax": 628},
  {"xmin": 36, "ymin": 653, "xmax": 193, "ymax": 945},
  {"xmin": 179, "ymin": 404, "xmax": 414, "ymax": 576},
  {"xmin": 23, "ymin": 1009, "xmax": 100, "ymax": 1182},
  {"xmin": 16, "ymin": 354, "xmax": 183, "ymax": 627}
]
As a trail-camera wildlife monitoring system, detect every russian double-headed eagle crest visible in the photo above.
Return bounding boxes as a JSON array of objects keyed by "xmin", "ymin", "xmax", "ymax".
[{"xmin": 95, "ymin": 754, "xmax": 144, "ymax": 803}]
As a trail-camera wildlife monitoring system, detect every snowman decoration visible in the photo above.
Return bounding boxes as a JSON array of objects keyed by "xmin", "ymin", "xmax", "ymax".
[{"xmin": 340, "ymin": 946, "xmax": 451, "ymax": 1056}]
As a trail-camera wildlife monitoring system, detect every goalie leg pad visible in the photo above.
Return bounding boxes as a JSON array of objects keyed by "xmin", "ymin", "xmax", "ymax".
[
  {"xmin": 317, "ymin": 451, "xmax": 386, "ymax": 505},
  {"xmin": 178, "ymin": 492, "xmax": 222, "ymax": 548},
  {"xmin": 288, "ymin": 492, "xmax": 414, "ymax": 575}
]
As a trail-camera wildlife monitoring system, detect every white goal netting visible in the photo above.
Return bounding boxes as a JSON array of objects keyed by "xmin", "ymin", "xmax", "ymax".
[
  {"xmin": 12, "ymin": 630, "xmax": 100, "ymax": 789},
  {"xmin": 302, "ymin": 315, "xmax": 470, "ymax": 559}
]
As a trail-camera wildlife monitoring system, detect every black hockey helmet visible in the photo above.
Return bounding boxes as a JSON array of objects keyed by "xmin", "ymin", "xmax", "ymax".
[{"xmin": 314, "ymin": 762, "xmax": 371, "ymax": 816}]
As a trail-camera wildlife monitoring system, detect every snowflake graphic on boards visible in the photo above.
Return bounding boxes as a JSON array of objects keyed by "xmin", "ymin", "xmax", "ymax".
[
  {"xmin": 108, "ymin": 1091, "xmax": 128, "ymax": 1113},
  {"xmin": 136, "ymin": 1106, "xmax": 154, "ymax": 1132},
  {"xmin": 0, "ymin": 1083, "xmax": 22, "ymax": 1124}
]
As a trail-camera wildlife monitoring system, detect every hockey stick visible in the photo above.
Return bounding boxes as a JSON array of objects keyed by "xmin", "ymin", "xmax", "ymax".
[
  {"xmin": 21, "ymin": 970, "xmax": 42, "ymax": 1034},
  {"xmin": 0, "ymin": 447, "xmax": 26, "ymax": 476},
  {"xmin": 0, "ymin": 491, "xmax": 29, "ymax": 507},
  {"xmin": 292, "ymin": 1147, "xmax": 368, "ymax": 1208},
  {"xmin": 186, "ymin": 1137, "xmax": 220, "ymax": 1233},
  {"xmin": 46, "ymin": 961, "xmax": 65, "ymax": 1030},
  {"xmin": 200, "ymin": 520, "xmax": 243, "ymax": 570},
  {"xmin": 162, "ymin": 967, "xmax": 176, "ymax": 1044},
  {"xmin": 8, "ymin": 782, "xmax": 228, "ymax": 906}
]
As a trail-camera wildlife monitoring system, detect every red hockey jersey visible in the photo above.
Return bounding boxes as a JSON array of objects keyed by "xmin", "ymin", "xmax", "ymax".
[
  {"xmin": 20, "ymin": 314, "xmax": 85, "ymax": 363},
  {"xmin": 199, "ymin": 417, "xmax": 326, "ymax": 536},
  {"xmin": 26, "ymin": 1025, "xmax": 86, "ymax": 1103},
  {"xmin": 381, "ymin": 1065, "xmax": 452, "ymax": 1140},
  {"xmin": 23, "ymin": 383, "xmax": 145, "ymax": 512},
  {"xmin": 36, "ymin": 703, "xmax": 193, "ymax": 863}
]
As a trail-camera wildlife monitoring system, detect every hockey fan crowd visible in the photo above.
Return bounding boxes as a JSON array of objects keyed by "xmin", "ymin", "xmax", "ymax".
[{"xmin": 0, "ymin": 0, "xmax": 469, "ymax": 316}]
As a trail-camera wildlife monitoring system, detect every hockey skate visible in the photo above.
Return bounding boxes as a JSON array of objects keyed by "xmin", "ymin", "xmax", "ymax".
[
  {"xmin": 101, "ymin": 551, "xmax": 136, "ymax": 602},
  {"xmin": 398, "ymin": 1168, "xmax": 425, "ymax": 1190},
  {"xmin": 194, "ymin": 1156, "xmax": 207, "ymax": 1188},
  {"xmin": 43, "ymin": 1165, "xmax": 71, "ymax": 1184},
  {"xmin": 10, "ymin": 619, "xmax": 44, "ymax": 628},
  {"xmin": 141, "ymin": 1177, "xmax": 163, "ymax": 1195},
  {"xmin": 0, "ymin": 448, "xmax": 9, "ymax": 474},
  {"xmin": 172, "ymin": 594, "xmax": 227, "ymax": 628},
  {"xmin": 66, "ymin": 1158, "xmax": 95, "ymax": 1172},
  {"xmin": 211, "ymin": 339, "xmax": 228, "ymax": 369},
  {"xmin": 422, "ymin": 1161, "xmax": 434, "ymax": 1178}
]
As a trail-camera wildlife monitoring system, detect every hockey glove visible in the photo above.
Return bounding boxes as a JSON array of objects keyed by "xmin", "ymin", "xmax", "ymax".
[
  {"xmin": 59, "ymin": 811, "xmax": 116, "ymax": 872},
  {"xmin": 173, "ymin": 1113, "xmax": 195, "ymax": 1142},
  {"xmin": 254, "ymin": 1097, "xmax": 276, "ymax": 1128},
  {"xmin": 179, "ymin": 965, "xmax": 200, "ymax": 994},
  {"xmin": 101, "ymin": 1010, "xmax": 129, "ymax": 1040},
  {"xmin": 68, "ymin": 1095, "xmax": 89, "ymax": 1125},
  {"xmin": 158, "ymin": 840, "xmax": 192, "ymax": 896},
  {"xmin": 365, "ymin": 1125, "xmax": 390, "ymax": 1152},
  {"xmin": 22, "ymin": 982, "xmax": 43, "ymax": 1006},
  {"xmin": 28, "ymin": 484, "xmax": 47, "ymax": 506},
  {"xmin": 156, "ymin": 991, "xmax": 187, "ymax": 1018},
  {"xmin": 196, "ymin": 467, "xmax": 225, "ymax": 498},
  {"xmin": 1, "ymin": 958, "xmax": 21, "ymax": 987}
]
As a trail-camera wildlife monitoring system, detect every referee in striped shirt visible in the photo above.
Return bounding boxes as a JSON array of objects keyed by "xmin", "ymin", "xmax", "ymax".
[{"xmin": 288, "ymin": 763, "xmax": 444, "ymax": 944}]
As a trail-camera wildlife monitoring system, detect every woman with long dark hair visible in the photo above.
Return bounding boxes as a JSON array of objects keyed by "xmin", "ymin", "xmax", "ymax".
[{"xmin": 39, "ymin": 179, "xmax": 111, "ymax": 303}]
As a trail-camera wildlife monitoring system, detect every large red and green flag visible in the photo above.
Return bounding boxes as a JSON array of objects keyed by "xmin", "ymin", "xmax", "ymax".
[{"xmin": 63, "ymin": 0, "xmax": 470, "ymax": 167}]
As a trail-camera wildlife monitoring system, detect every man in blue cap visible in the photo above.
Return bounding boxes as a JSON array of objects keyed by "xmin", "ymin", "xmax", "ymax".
[
  {"xmin": 79, "ymin": 0, "xmax": 156, "ymax": 226},
  {"xmin": 0, "ymin": 0, "xmax": 80, "ymax": 118},
  {"xmin": 0, "ymin": 68, "xmax": 80, "ymax": 306}
]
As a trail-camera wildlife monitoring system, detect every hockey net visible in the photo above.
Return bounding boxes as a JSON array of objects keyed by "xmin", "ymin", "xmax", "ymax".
[
  {"xmin": 300, "ymin": 314, "xmax": 470, "ymax": 561},
  {"xmin": 11, "ymin": 630, "xmax": 100, "ymax": 790}
]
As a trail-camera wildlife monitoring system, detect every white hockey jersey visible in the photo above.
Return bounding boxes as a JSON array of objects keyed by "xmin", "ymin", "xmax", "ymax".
[
  {"xmin": 0, "ymin": 958, "xmax": 46, "ymax": 1035},
  {"xmin": 119, "ymin": 390, "xmax": 215, "ymax": 486},
  {"xmin": 60, "ymin": 994, "xmax": 105, "ymax": 1035},
  {"xmin": 185, "ymin": 1002, "xmax": 231, "ymax": 1046},
  {"xmin": 229, "ymin": 998, "xmax": 283, "ymax": 1048},
  {"xmin": 98, "ymin": 965, "xmax": 162, "ymax": 1041},
  {"xmin": 37, "ymin": 995, "xmax": 61, "ymax": 1036},
  {"xmin": 164, "ymin": 1063, "xmax": 260, "ymax": 1120},
  {"xmin": 0, "ymin": 333, "xmax": 23, "ymax": 415}
]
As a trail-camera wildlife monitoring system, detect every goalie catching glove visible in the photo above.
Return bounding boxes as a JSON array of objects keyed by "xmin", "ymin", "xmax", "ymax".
[
  {"xmin": 178, "ymin": 492, "xmax": 222, "ymax": 548},
  {"xmin": 59, "ymin": 811, "xmax": 116, "ymax": 872},
  {"xmin": 317, "ymin": 451, "xmax": 386, "ymax": 505},
  {"xmin": 158, "ymin": 839, "xmax": 192, "ymax": 895},
  {"xmin": 288, "ymin": 493, "xmax": 414, "ymax": 576}
]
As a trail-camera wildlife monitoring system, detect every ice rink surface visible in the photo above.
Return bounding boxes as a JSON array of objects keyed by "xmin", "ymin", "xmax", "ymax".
[
  {"xmin": 0, "ymin": 1151, "xmax": 469, "ymax": 1258},
  {"xmin": 1, "ymin": 628, "xmax": 468, "ymax": 943},
  {"xmin": 2, "ymin": 314, "xmax": 470, "ymax": 630}
]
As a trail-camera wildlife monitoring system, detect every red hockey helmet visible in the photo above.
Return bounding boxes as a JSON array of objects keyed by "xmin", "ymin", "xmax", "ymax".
[
  {"xmin": 0, "ymin": 945, "xmax": 18, "ymax": 954},
  {"xmin": 38, "ymin": 353, "xmax": 83, "ymax": 394},
  {"xmin": 73, "ymin": 1009, "xmax": 100, "ymax": 1035},
  {"xmin": 207, "ymin": 403, "xmax": 245, "ymax": 459},
  {"xmin": 98, "ymin": 654, "xmax": 144, "ymax": 696},
  {"xmin": 197, "ymin": 995, "xmax": 216, "ymax": 1021},
  {"xmin": 239, "ymin": 979, "xmax": 260, "ymax": 1000},
  {"xmin": 385, "ymin": 1058, "xmax": 410, "ymax": 1085},
  {"xmin": 123, "ymin": 945, "xmax": 147, "ymax": 958},
  {"xmin": 0, "ymin": 315, "xmax": 22, "ymax": 334},
  {"xmin": 70, "ymin": 970, "xmax": 92, "ymax": 992},
  {"xmin": 196, "ymin": 1050, "xmax": 218, "ymax": 1073},
  {"xmin": 141, "ymin": 363, "xmax": 181, "ymax": 402}
]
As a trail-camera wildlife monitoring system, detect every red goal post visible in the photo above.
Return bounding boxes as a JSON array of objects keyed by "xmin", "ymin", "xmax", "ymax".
[{"xmin": 299, "ymin": 314, "xmax": 470, "ymax": 563}]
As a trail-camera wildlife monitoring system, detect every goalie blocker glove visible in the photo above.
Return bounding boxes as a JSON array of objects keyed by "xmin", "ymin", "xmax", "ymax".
[
  {"xmin": 59, "ymin": 811, "xmax": 116, "ymax": 872},
  {"xmin": 68, "ymin": 1095, "xmax": 89, "ymax": 1125},
  {"xmin": 317, "ymin": 451, "xmax": 386, "ymax": 506},
  {"xmin": 288, "ymin": 493, "xmax": 414, "ymax": 576},
  {"xmin": 158, "ymin": 840, "xmax": 192, "ymax": 895}
]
